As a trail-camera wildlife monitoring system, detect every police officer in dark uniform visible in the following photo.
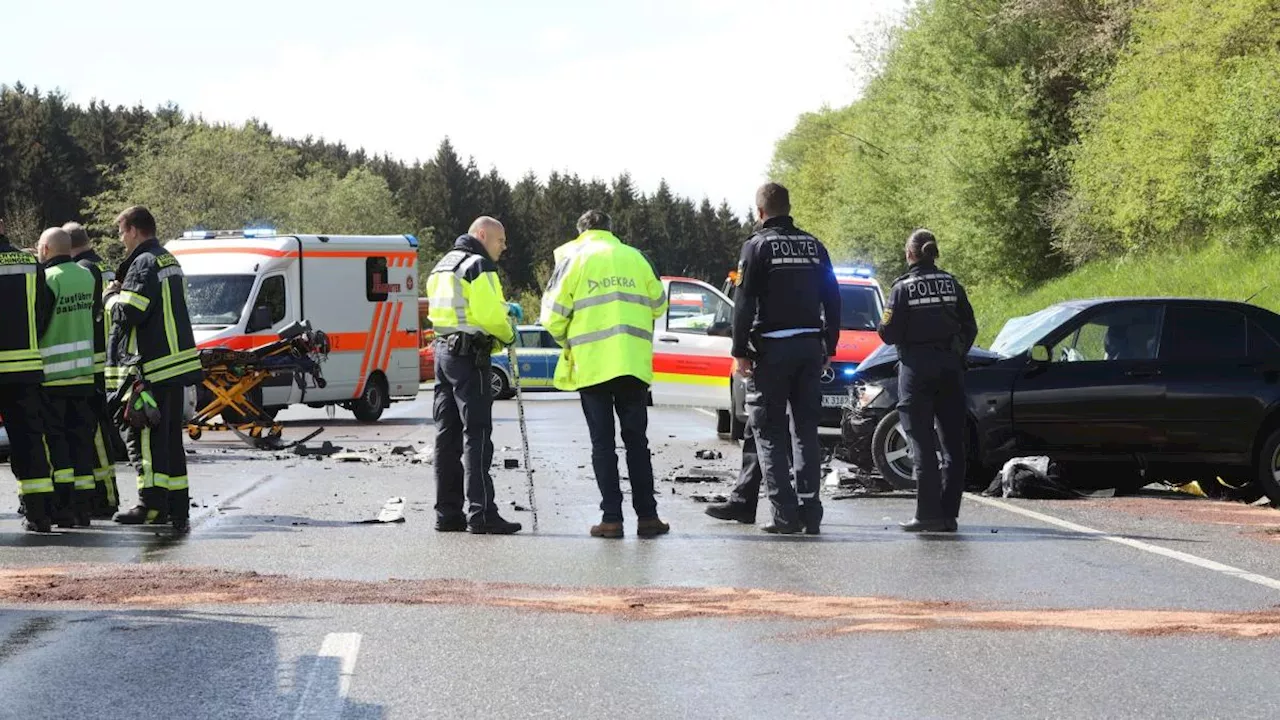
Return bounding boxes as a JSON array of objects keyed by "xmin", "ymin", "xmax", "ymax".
[
  {"xmin": 877, "ymin": 229, "xmax": 977, "ymax": 532},
  {"xmin": 730, "ymin": 183, "xmax": 840, "ymax": 535},
  {"xmin": 705, "ymin": 411, "xmax": 794, "ymax": 525}
]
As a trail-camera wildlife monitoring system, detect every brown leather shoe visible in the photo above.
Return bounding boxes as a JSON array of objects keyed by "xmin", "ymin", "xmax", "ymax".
[
  {"xmin": 636, "ymin": 517, "xmax": 670, "ymax": 538},
  {"xmin": 590, "ymin": 522, "xmax": 624, "ymax": 538}
]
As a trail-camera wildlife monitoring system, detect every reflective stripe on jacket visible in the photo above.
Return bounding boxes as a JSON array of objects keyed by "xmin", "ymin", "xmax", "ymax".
[{"xmin": 539, "ymin": 230, "xmax": 667, "ymax": 391}]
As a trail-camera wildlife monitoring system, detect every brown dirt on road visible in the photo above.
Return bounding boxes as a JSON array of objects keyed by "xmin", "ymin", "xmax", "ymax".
[{"xmin": 3, "ymin": 565, "xmax": 1280, "ymax": 638}]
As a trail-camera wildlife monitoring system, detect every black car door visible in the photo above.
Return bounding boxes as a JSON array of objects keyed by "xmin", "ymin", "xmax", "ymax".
[
  {"xmin": 1011, "ymin": 303, "xmax": 1166, "ymax": 458},
  {"xmin": 1155, "ymin": 303, "xmax": 1271, "ymax": 465}
]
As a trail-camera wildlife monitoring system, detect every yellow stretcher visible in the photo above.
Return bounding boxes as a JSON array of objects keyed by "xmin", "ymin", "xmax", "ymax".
[{"xmin": 186, "ymin": 322, "xmax": 330, "ymax": 450}]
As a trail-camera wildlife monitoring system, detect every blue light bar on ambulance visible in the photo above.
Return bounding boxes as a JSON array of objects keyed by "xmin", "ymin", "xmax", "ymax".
[
  {"xmin": 181, "ymin": 230, "xmax": 215, "ymax": 239},
  {"xmin": 833, "ymin": 266, "xmax": 874, "ymax": 278},
  {"xmin": 242, "ymin": 228, "xmax": 277, "ymax": 238}
]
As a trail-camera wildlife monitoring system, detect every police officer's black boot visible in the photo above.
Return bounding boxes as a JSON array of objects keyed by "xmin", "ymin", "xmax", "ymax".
[
  {"xmin": 899, "ymin": 517, "xmax": 953, "ymax": 533},
  {"xmin": 467, "ymin": 512, "xmax": 522, "ymax": 535},
  {"xmin": 801, "ymin": 503, "xmax": 823, "ymax": 535},
  {"xmin": 704, "ymin": 502, "xmax": 755, "ymax": 524}
]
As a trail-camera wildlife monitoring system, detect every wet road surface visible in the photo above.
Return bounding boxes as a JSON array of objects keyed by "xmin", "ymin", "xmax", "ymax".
[{"xmin": 2, "ymin": 389, "xmax": 1279, "ymax": 719}]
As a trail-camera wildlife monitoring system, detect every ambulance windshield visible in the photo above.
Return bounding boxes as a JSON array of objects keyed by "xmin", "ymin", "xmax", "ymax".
[
  {"xmin": 839, "ymin": 284, "xmax": 883, "ymax": 331},
  {"xmin": 187, "ymin": 274, "xmax": 256, "ymax": 327}
]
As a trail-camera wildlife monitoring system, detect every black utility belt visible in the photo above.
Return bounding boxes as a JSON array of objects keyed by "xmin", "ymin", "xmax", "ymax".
[{"xmin": 439, "ymin": 332, "xmax": 494, "ymax": 356}]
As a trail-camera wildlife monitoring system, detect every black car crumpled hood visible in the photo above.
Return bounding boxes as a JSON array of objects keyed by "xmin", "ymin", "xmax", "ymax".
[{"xmin": 853, "ymin": 343, "xmax": 1002, "ymax": 381}]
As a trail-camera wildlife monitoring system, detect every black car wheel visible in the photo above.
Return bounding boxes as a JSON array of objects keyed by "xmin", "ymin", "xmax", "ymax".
[
  {"xmin": 352, "ymin": 375, "xmax": 387, "ymax": 423},
  {"xmin": 490, "ymin": 368, "xmax": 513, "ymax": 400},
  {"xmin": 871, "ymin": 410, "xmax": 917, "ymax": 490},
  {"xmin": 1255, "ymin": 427, "xmax": 1280, "ymax": 505}
]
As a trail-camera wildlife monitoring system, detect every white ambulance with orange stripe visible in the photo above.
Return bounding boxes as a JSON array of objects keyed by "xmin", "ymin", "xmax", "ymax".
[{"xmin": 166, "ymin": 229, "xmax": 420, "ymax": 422}]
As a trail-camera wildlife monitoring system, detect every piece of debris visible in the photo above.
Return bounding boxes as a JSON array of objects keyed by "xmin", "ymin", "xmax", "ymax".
[
  {"xmin": 695, "ymin": 449, "xmax": 722, "ymax": 460},
  {"xmin": 669, "ymin": 467, "xmax": 736, "ymax": 483},
  {"xmin": 512, "ymin": 504, "xmax": 529, "ymax": 512},
  {"xmin": 293, "ymin": 440, "xmax": 343, "ymax": 457},
  {"xmin": 390, "ymin": 445, "xmax": 417, "ymax": 456},
  {"xmin": 332, "ymin": 451, "xmax": 374, "ymax": 463},
  {"xmin": 689, "ymin": 494, "xmax": 728, "ymax": 504},
  {"xmin": 354, "ymin": 497, "xmax": 406, "ymax": 524},
  {"xmin": 824, "ymin": 469, "xmax": 841, "ymax": 487},
  {"xmin": 504, "ymin": 458, "xmax": 520, "ymax": 469}
]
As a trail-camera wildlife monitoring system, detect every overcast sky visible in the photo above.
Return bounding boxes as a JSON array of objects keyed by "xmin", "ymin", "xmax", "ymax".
[{"xmin": 4, "ymin": 0, "xmax": 906, "ymax": 212}]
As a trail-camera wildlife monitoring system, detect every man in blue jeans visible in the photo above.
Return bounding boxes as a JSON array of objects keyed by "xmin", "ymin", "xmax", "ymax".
[{"xmin": 541, "ymin": 210, "xmax": 670, "ymax": 538}]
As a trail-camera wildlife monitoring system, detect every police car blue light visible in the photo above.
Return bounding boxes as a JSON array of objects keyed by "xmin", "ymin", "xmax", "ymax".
[
  {"xmin": 181, "ymin": 230, "xmax": 215, "ymax": 239},
  {"xmin": 833, "ymin": 266, "xmax": 874, "ymax": 278},
  {"xmin": 842, "ymin": 367, "xmax": 856, "ymax": 376}
]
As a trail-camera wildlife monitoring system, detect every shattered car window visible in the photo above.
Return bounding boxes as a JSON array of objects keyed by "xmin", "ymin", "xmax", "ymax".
[{"xmin": 989, "ymin": 305, "xmax": 1085, "ymax": 358}]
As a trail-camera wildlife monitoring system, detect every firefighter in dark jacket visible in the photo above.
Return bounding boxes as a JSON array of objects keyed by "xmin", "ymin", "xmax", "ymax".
[
  {"xmin": 0, "ymin": 219, "xmax": 56, "ymax": 532},
  {"xmin": 37, "ymin": 227, "xmax": 100, "ymax": 528},
  {"xmin": 65, "ymin": 221, "xmax": 123, "ymax": 518},
  {"xmin": 877, "ymin": 229, "xmax": 978, "ymax": 533},
  {"xmin": 104, "ymin": 206, "xmax": 202, "ymax": 533},
  {"xmin": 730, "ymin": 183, "xmax": 841, "ymax": 535}
]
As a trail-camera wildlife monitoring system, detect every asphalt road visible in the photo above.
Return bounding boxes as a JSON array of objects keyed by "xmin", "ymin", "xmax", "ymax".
[{"xmin": 2, "ymin": 388, "xmax": 1279, "ymax": 719}]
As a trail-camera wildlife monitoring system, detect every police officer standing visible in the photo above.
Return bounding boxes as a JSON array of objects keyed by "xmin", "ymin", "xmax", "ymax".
[
  {"xmin": 0, "ymin": 219, "xmax": 56, "ymax": 533},
  {"xmin": 540, "ymin": 210, "xmax": 670, "ymax": 539},
  {"xmin": 105, "ymin": 206, "xmax": 202, "ymax": 533},
  {"xmin": 36, "ymin": 227, "xmax": 100, "ymax": 528},
  {"xmin": 65, "ymin": 221, "xmax": 122, "ymax": 518},
  {"xmin": 877, "ymin": 229, "xmax": 977, "ymax": 532},
  {"xmin": 731, "ymin": 183, "xmax": 840, "ymax": 535},
  {"xmin": 427, "ymin": 216, "xmax": 523, "ymax": 535}
]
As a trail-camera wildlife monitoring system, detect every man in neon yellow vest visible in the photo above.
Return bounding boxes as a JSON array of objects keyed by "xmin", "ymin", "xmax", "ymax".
[
  {"xmin": 540, "ymin": 210, "xmax": 669, "ymax": 539},
  {"xmin": 36, "ymin": 227, "xmax": 99, "ymax": 528}
]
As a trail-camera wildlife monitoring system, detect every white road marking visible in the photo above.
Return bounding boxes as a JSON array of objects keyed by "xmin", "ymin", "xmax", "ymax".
[
  {"xmin": 294, "ymin": 632, "xmax": 363, "ymax": 719},
  {"xmin": 693, "ymin": 408, "xmax": 717, "ymax": 418},
  {"xmin": 968, "ymin": 494, "xmax": 1280, "ymax": 592}
]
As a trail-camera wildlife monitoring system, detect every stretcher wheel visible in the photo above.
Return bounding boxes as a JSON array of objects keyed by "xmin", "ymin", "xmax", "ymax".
[{"xmin": 187, "ymin": 426, "xmax": 203, "ymax": 440}]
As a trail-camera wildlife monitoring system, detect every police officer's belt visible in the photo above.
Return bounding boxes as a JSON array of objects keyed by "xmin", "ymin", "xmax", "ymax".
[{"xmin": 440, "ymin": 332, "xmax": 494, "ymax": 357}]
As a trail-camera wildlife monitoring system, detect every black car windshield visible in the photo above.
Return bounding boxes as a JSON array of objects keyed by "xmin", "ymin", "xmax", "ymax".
[
  {"xmin": 840, "ymin": 284, "xmax": 883, "ymax": 331},
  {"xmin": 990, "ymin": 305, "xmax": 1086, "ymax": 357},
  {"xmin": 186, "ymin": 275, "xmax": 255, "ymax": 326}
]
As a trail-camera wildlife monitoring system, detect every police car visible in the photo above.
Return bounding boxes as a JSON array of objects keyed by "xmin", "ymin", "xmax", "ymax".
[
  {"xmin": 489, "ymin": 325, "xmax": 561, "ymax": 399},
  {"xmin": 721, "ymin": 266, "xmax": 885, "ymax": 439}
]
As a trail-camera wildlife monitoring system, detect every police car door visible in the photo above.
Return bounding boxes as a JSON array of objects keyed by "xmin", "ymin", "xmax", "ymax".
[{"xmin": 651, "ymin": 279, "xmax": 734, "ymax": 409}]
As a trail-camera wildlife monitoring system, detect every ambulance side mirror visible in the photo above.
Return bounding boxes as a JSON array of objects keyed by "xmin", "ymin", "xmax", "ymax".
[
  {"xmin": 1030, "ymin": 344, "xmax": 1050, "ymax": 364},
  {"xmin": 247, "ymin": 305, "xmax": 273, "ymax": 333},
  {"xmin": 707, "ymin": 321, "xmax": 733, "ymax": 337}
]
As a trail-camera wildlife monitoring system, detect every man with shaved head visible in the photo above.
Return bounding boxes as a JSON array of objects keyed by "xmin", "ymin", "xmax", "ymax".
[
  {"xmin": 0, "ymin": 219, "xmax": 57, "ymax": 532},
  {"xmin": 425, "ymin": 216, "xmax": 523, "ymax": 534},
  {"xmin": 37, "ymin": 227, "xmax": 100, "ymax": 527},
  {"xmin": 64, "ymin": 221, "xmax": 123, "ymax": 517}
]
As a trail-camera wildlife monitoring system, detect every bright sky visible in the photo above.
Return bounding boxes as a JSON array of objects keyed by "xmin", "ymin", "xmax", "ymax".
[{"xmin": 4, "ymin": 0, "xmax": 904, "ymax": 212}]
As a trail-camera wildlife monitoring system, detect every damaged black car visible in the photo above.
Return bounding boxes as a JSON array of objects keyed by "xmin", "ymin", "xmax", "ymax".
[{"xmin": 838, "ymin": 297, "xmax": 1280, "ymax": 504}]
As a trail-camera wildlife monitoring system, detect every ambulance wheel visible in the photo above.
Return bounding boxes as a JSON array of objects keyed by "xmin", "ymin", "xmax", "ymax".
[
  {"xmin": 353, "ymin": 374, "xmax": 387, "ymax": 423},
  {"xmin": 490, "ymin": 368, "xmax": 513, "ymax": 400}
]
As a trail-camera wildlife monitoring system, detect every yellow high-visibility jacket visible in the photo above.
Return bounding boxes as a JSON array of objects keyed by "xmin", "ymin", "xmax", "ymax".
[
  {"xmin": 426, "ymin": 235, "xmax": 516, "ymax": 345},
  {"xmin": 539, "ymin": 230, "xmax": 667, "ymax": 391}
]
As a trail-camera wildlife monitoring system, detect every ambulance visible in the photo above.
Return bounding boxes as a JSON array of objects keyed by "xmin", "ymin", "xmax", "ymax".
[{"xmin": 166, "ymin": 229, "xmax": 421, "ymax": 422}]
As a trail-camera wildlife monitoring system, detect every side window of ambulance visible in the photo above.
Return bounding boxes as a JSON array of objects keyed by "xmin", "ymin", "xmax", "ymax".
[
  {"xmin": 366, "ymin": 257, "xmax": 390, "ymax": 302},
  {"xmin": 666, "ymin": 281, "xmax": 731, "ymax": 336},
  {"xmin": 247, "ymin": 275, "xmax": 286, "ymax": 332}
]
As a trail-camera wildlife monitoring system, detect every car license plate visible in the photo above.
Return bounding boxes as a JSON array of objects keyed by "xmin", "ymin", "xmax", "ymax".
[{"xmin": 822, "ymin": 394, "xmax": 848, "ymax": 408}]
